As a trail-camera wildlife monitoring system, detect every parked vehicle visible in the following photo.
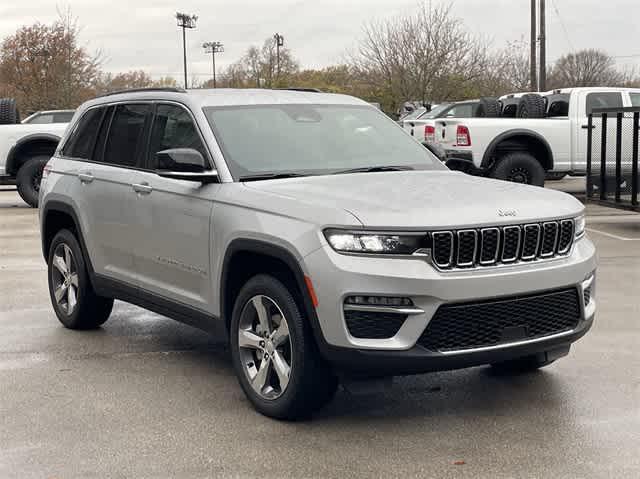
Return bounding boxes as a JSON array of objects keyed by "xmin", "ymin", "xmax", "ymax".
[
  {"xmin": 402, "ymin": 99, "xmax": 495, "ymax": 143},
  {"xmin": 40, "ymin": 87, "xmax": 596, "ymax": 420},
  {"xmin": 437, "ymin": 87, "xmax": 640, "ymax": 186},
  {"xmin": 0, "ymin": 99, "xmax": 70, "ymax": 206},
  {"xmin": 22, "ymin": 110, "xmax": 75, "ymax": 125}
]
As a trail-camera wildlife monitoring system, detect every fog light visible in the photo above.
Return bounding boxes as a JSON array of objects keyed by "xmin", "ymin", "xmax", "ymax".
[
  {"xmin": 345, "ymin": 296, "xmax": 414, "ymax": 307},
  {"xmin": 582, "ymin": 273, "xmax": 595, "ymax": 307}
]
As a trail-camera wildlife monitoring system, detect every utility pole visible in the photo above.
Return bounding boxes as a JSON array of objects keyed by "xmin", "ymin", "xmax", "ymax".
[
  {"xmin": 530, "ymin": 0, "xmax": 537, "ymax": 91},
  {"xmin": 176, "ymin": 12, "xmax": 198, "ymax": 89},
  {"xmin": 538, "ymin": 0, "xmax": 546, "ymax": 91},
  {"xmin": 203, "ymin": 42, "xmax": 224, "ymax": 88},
  {"xmin": 274, "ymin": 33, "xmax": 284, "ymax": 84}
]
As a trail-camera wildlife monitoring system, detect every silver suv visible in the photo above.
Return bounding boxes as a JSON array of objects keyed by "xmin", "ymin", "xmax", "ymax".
[{"xmin": 39, "ymin": 88, "xmax": 596, "ymax": 419}]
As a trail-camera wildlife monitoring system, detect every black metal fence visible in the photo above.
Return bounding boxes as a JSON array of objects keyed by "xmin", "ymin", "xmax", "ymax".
[{"xmin": 586, "ymin": 107, "xmax": 640, "ymax": 209}]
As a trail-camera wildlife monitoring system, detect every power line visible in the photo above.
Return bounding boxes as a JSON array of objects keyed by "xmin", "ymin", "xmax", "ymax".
[{"xmin": 549, "ymin": 0, "xmax": 575, "ymax": 52}]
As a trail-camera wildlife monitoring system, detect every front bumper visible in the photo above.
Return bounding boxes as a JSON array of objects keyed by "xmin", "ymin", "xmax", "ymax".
[{"xmin": 303, "ymin": 236, "xmax": 596, "ymax": 372}]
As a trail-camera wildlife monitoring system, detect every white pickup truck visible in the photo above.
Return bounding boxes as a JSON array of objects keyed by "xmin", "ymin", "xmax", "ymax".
[
  {"xmin": 0, "ymin": 101, "xmax": 70, "ymax": 207},
  {"xmin": 435, "ymin": 87, "xmax": 640, "ymax": 186}
]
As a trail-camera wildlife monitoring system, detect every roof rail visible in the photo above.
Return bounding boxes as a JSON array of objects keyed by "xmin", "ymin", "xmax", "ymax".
[
  {"xmin": 276, "ymin": 87, "xmax": 322, "ymax": 93},
  {"xmin": 98, "ymin": 87, "xmax": 187, "ymax": 97}
]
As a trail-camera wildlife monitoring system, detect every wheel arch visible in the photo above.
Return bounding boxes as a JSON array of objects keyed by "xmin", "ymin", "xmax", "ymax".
[
  {"xmin": 6, "ymin": 133, "xmax": 61, "ymax": 176},
  {"xmin": 481, "ymin": 129, "xmax": 554, "ymax": 171},
  {"xmin": 40, "ymin": 201, "xmax": 93, "ymax": 274},
  {"xmin": 220, "ymin": 239, "xmax": 322, "ymax": 343}
]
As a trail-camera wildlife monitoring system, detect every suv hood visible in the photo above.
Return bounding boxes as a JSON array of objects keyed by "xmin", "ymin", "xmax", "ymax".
[{"xmin": 244, "ymin": 171, "xmax": 583, "ymax": 228}]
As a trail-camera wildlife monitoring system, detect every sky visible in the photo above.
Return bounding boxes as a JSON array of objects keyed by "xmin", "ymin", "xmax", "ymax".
[{"xmin": 1, "ymin": 0, "xmax": 639, "ymax": 82}]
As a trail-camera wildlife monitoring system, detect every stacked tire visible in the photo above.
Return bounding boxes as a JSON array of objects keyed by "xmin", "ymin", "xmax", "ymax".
[{"xmin": 0, "ymin": 98, "xmax": 20, "ymax": 124}]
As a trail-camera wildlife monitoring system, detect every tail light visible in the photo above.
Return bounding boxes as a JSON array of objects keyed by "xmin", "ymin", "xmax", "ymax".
[
  {"xmin": 424, "ymin": 125, "xmax": 436, "ymax": 143},
  {"xmin": 456, "ymin": 125, "xmax": 471, "ymax": 146},
  {"xmin": 42, "ymin": 161, "xmax": 52, "ymax": 180}
]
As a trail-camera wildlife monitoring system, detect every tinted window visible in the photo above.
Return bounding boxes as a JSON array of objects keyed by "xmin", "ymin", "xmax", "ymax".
[
  {"xmin": 445, "ymin": 104, "xmax": 474, "ymax": 118},
  {"xmin": 204, "ymin": 104, "xmax": 443, "ymax": 178},
  {"xmin": 586, "ymin": 92, "xmax": 623, "ymax": 116},
  {"xmin": 53, "ymin": 112, "xmax": 75, "ymax": 123},
  {"xmin": 148, "ymin": 104, "xmax": 208, "ymax": 169},
  {"xmin": 630, "ymin": 93, "xmax": 640, "ymax": 107},
  {"xmin": 27, "ymin": 114, "xmax": 54, "ymax": 124},
  {"xmin": 103, "ymin": 104, "xmax": 152, "ymax": 168},
  {"xmin": 61, "ymin": 107, "xmax": 105, "ymax": 159}
]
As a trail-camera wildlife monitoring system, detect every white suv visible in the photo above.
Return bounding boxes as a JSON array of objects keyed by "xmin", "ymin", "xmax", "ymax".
[{"xmin": 39, "ymin": 88, "xmax": 596, "ymax": 419}]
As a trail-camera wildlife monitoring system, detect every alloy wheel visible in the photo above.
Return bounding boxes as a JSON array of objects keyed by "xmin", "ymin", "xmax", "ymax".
[
  {"xmin": 238, "ymin": 295, "xmax": 293, "ymax": 400},
  {"xmin": 51, "ymin": 243, "xmax": 79, "ymax": 315}
]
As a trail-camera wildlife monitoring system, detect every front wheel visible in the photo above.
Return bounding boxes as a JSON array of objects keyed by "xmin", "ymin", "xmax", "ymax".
[
  {"xmin": 16, "ymin": 156, "xmax": 49, "ymax": 207},
  {"xmin": 489, "ymin": 152, "xmax": 546, "ymax": 187},
  {"xmin": 230, "ymin": 274, "xmax": 337, "ymax": 420}
]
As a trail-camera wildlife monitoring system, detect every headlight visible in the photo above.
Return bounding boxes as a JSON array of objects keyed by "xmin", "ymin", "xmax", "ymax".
[
  {"xmin": 324, "ymin": 229, "xmax": 424, "ymax": 254},
  {"xmin": 575, "ymin": 214, "xmax": 586, "ymax": 238}
]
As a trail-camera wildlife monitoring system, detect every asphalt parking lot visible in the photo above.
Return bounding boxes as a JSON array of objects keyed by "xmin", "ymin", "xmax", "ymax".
[{"xmin": 1, "ymin": 183, "xmax": 639, "ymax": 479}]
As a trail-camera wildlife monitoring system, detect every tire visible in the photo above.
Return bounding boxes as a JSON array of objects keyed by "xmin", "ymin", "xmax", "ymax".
[
  {"xmin": 16, "ymin": 156, "xmax": 49, "ymax": 207},
  {"xmin": 230, "ymin": 274, "xmax": 337, "ymax": 420},
  {"xmin": 517, "ymin": 93, "xmax": 546, "ymax": 118},
  {"xmin": 47, "ymin": 229, "xmax": 114, "ymax": 329},
  {"xmin": 0, "ymin": 98, "xmax": 20, "ymax": 124},
  {"xmin": 490, "ymin": 152, "xmax": 546, "ymax": 187},
  {"xmin": 476, "ymin": 97, "xmax": 500, "ymax": 117},
  {"xmin": 490, "ymin": 355, "xmax": 556, "ymax": 374}
]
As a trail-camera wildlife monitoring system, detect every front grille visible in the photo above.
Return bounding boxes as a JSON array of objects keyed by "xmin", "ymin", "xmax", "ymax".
[
  {"xmin": 345, "ymin": 310, "xmax": 407, "ymax": 339},
  {"xmin": 431, "ymin": 219, "xmax": 575, "ymax": 269},
  {"xmin": 417, "ymin": 288, "xmax": 581, "ymax": 352}
]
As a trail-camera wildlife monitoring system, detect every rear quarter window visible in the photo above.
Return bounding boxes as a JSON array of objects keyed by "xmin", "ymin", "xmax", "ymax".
[
  {"xmin": 586, "ymin": 92, "xmax": 623, "ymax": 116},
  {"xmin": 61, "ymin": 108, "xmax": 105, "ymax": 159}
]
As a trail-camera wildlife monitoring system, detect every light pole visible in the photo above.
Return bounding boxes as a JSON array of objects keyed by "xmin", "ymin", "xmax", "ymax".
[
  {"xmin": 176, "ymin": 12, "xmax": 198, "ymax": 89},
  {"xmin": 274, "ymin": 33, "xmax": 284, "ymax": 83},
  {"xmin": 203, "ymin": 41, "xmax": 224, "ymax": 88}
]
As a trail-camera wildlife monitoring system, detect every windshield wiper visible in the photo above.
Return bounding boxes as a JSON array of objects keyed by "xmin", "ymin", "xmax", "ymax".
[
  {"xmin": 332, "ymin": 165, "xmax": 414, "ymax": 175},
  {"xmin": 239, "ymin": 172, "xmax": 309, "ymax": 182}
]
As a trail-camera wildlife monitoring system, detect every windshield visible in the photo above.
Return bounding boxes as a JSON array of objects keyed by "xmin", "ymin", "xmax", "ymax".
[
  {"xmin": 401, "ymin": 108, "xmax": 426, "ymax": 121},
  {"xmin": 419, "ymin": 103, "xmax": 453, "ymax": 119},
  {"xmin": 203, "ymin": 104, "xmax": 444, "ymax": 179}
]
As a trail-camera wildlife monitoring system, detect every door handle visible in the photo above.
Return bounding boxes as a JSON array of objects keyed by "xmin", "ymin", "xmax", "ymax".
[
  {"xmin": 132, "ymin": 182, "xmax": 153, "ymax": 195},
  {"xmin": 78, "ymin": 173, "xmax": 94, "ymax": 184},
  {"xmin": 581, "ymin": 124, "xmax": 596, "ymax": 130}
]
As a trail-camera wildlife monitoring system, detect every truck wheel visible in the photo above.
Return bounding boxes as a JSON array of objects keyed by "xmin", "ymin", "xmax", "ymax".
[
  {"xmin": 230, "ymin": 274, "xmax": 338, "ymax": 420},
  {"xmin": 0, "ymin": 98, "xmax": 20, "ymax": 124},
  {"xmin": 16, "ymin": 156, "xmax": 49, "ymax": 207},
  {"xmin": 48, "ymin": 229, "xmax": 114, "ymax": 329},
  {"xmin": 476, "ymin": 97, "xmax": 500, "ymax": 117},
  {"xmin": 517, "ymin": 94, "xmax": 546, "ymax": 118},
  {"xmin": 490, "ymin": 152, "xmax": 545, "ymax": 187}
]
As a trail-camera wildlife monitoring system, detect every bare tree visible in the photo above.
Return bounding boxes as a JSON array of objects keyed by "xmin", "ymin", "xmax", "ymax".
[
  {"xmin": 547, "ymin": 49, "xmax": 625, "ymax": 88},
  {"xmin": 0, "ymin": 10, "xmax": 102, "ymax": 112},
  {"xmin": 349, "ymin": 1, "xmax": 488, "ymax": 108}
]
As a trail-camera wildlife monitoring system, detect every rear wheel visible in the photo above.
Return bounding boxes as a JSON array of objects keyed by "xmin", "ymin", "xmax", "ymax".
[
  {"xmin": 16, "ymin": 156, "xmax": 49, "ymax": 207},
  {"xmin": 490, "ymin": 152, "xmax": 546, "ymax": 187},
  {"xmin": 230, "ymin": 274, "xmax": 337, "ymax": 420},
  {"xmin": 48, "ymin": 229, "xmax": 113, "ymax": 329}
]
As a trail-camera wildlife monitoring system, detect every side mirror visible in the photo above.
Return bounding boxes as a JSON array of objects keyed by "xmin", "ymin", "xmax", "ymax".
[{"xmin": 155, "ymin": 148, "xmax": 218, "ymax": 183}]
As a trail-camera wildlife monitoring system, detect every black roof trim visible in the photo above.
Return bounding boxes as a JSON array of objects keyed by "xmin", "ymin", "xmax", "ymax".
[{"xmin": 275, "ymin": 87, "xmax": 322, "ymax": 93}]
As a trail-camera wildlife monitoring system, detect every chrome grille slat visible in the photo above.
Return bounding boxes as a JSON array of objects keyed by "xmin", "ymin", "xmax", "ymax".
[{"xmin": 430, "ymin": 219, "xmax": 575, "ymax": 271}]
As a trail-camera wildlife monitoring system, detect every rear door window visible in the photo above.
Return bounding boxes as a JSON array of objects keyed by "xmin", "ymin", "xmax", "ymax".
[
  {"xmin": 102, "ymin": 104, "xmax": 152, "ymax": 168},
  {"xmin": 61, "ymin": 107, "xmax": 105, "ymax": 159},
  {"xmin": 630, "ymin": 93, "xmax": 640, "ymax": 107},
  {"xmin": 586, "ymin": 92, "xmax": 623, "ymax": 116}
]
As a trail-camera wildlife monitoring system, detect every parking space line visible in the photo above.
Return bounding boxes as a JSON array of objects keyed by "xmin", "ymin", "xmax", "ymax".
[{"xmin": 587, "ymin": 227, "xmax": 640, "ymax": 241}]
